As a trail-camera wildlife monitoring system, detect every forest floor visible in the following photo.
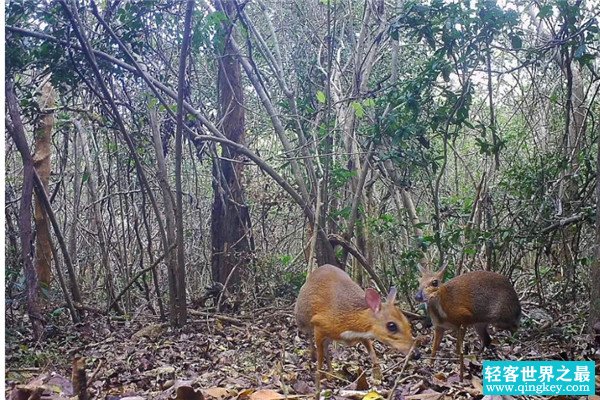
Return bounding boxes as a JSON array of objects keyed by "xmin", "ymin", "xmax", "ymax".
[{"xmin": 5, "ymin": 299, "xmax": 598, "ymax": 400}]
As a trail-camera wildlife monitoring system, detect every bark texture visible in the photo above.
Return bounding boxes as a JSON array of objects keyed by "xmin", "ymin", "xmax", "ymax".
[
  {"xmin": 589, "ymin": 127, "xmax": 600, "ymax": 335},
  {"xmin": 6, "ymin": 79, "xmax": 44, "ymax": 339},
  {"xmin": 211, "ymin": 0, "xmax": 254, "ymax": 291},
  {"xmin": 33, "ymin": 81, "xmax": 56, "ymax": 287}
]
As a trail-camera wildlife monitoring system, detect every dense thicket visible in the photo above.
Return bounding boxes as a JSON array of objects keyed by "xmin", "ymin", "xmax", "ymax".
[{"xmin": 5, "ymin": 0, "xmax": 599, "ymax": 337}]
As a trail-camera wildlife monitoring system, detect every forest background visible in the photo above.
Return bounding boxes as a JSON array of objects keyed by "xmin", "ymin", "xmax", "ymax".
[{"xmin": 4, "ymin": 0, "xmax": 600, "ymax": 398}]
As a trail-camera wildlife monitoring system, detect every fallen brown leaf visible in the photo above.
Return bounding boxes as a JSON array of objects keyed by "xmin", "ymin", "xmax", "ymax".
[
  {"xmin": 355, "ymin": 367, "xmax": 369, "ymax": 391},
  {"xmin": 404, "ymin": 391, "xmax": 443, "ymax": 400},
  {"xmin": 235, "ymin": 388, "xmax": 254, "ymax": 400},
  {"xmin": 202, "ymin": 387, "xmax": 237, "ymax": 400},
  {"xmin": 132, "ymin": 324, "xmax": 167, "ymax": 340},
  {"xmin": 248, "ymin": 389, "xmax": 285, "ymax": 400}
]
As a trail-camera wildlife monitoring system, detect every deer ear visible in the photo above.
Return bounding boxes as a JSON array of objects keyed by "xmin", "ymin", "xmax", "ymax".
[
  {"xmin": 438, "ymin": 261, "xmax": 448, "ymax": 278},
  {"xmin": 365, "ymin": 288, "xmax": 382, "ymax": 313},
  {"xmin": 417, "ymin": 263, "xmax": 427, "ymax": 274},
  {"xmin": 386, "ymin": 286, "xmax": 397, "ymax": 303}
]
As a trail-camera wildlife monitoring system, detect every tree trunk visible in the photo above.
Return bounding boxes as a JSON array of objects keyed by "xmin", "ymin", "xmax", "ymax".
[
  {"xmin": 203, "ymin": 0, "xmax": 337, "ymax": 267},
  {"xmin": 6, "ymin": 79, "xmax": 44, "ymax": 340},
  {"xmin": 172, "ymin": 0, "xmax": 195, "ymax": 326},
  {"xmin": 589, "ymin": 124, "xmax": 600, "ymax": 336},
  {"xmin": 68, "ymin": 121, "xmax": 82, "ymax": 291},
  {"xmin": 149, "ymin": 107, "xmax": 178, "ymax": 324},
  {"xmin": 77, "ymin": 122, "xmax": 121, "ymax": 314},
  {"xmin": 32, "ymin": 80, "xmax": 55, "ymax": 288},
  {"xmin": 211, "ymin": 0, "xmax": 254, "ymax": 292}
]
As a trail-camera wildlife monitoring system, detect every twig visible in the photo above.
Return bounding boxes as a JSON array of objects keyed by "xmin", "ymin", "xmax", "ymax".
[
  {"xmin": 387, "ymin": 343, "xmax": 416, "ymax": 400},
  {"xmin": 6, "ymin": 367, "xmax": 41, "ymax": 373},
  {"xmin": 328, "ymin": 233, "xmax": 386, "ymax": 292},
  {"xmin": 188, "ymin": 309, "xmax": 246, "ymax": 326},
  {"xmin": 106, "ymin": 243, "xmax": 176, "ymax": 313},
  {"xmin": 539, "ymin": 213, "xmax": 588, "ymax": 235},
  {"xmin": 86, "ymin": 359, "xmax": 104, "ymax": 389}
]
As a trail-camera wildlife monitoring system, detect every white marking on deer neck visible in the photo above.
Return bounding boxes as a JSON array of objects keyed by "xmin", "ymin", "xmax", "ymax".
[
  {"xmin": 431, "ymin": 300, "xmax": 447, "ymax": 319},
  {"xmin": 340, "ymin": 331, "xmax": 375, "ymax": 341},
  {"xmin": 429, "ymin": 299, "xmax": 456, "ymax": 329}
]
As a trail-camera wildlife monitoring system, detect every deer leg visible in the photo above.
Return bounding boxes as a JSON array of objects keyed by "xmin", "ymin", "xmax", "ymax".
[
  {"xmin": 456, "ymin": 325, "xmax": 466, "ymax": 380},
  {"xmin": 362, "ymin": 339, "xmax": 382, "ymax": 380},
  {"xmin": 314, "ymin": 330, "xmax": 326, "ymax": 399},
  {"xmin": 323, "ymin": 338, "xmax": 332, "ymax": 373},
  {"xmin": 474, "ymin": 323, "xmax": 492, "ymax": 350},
  {"xmin": 431, "ymin": 326, "xmax": 445, "ymax": 365}
]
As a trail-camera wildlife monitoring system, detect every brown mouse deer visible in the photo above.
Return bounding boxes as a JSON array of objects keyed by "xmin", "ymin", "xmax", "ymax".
[
  {"xmin": 415, "ymin": 263, "xmax": 520, "ymax": 379},
  {"xmin": 295, "ymin": 264, "xmax": 415, "ymax": 397}
]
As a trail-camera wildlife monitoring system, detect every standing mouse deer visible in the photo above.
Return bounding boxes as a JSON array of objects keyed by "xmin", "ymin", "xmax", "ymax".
[
  {"xmin": 415, "ymin": 263, "xmax": 520, "ymax": 379},
  {"xmin": 295, "ymin": 264, "xmax": 415, "ymax": 397}
]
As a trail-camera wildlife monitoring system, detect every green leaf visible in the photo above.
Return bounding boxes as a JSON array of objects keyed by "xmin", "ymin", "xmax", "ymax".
[
  {"xmin": 279, "ymin": 254, "xmax": 292, "ymax": 266},
  {"xmin": 316, "ymin": 90, "xmax": 326, "ymax": 104},
  {"xmin": 537, "ymin": 5, "xmax": 553, "ymax": 18},
  {"xmin": 351, "ymin": 101, "xmax": 365, "ymax": 118},
  {"xmin": 576, "ymin": 53, "xmax": 595, "ymax": 67},
  {"xmin": 148, "ymin": 97, "xmax": 159, "ymax": 109},
  {"xmin": 510, "ymin": 34, "xmax": 522, "ymax": 50},
  {"xmin": 51, "ymin": 307, "xmax": 65, "ymax": 318},
  {"xmin": 574, "ymin": 44, "xmax": 587, "ymax": 59}
]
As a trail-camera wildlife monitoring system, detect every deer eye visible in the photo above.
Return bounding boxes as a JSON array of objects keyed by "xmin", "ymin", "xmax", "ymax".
[
  {"xmin": 431, "ymin": 279, "xmax": 439, "ymax": 287},
  {"xmin": 386, "ymin": 322, "xmax": 398, "ymax": 333}
]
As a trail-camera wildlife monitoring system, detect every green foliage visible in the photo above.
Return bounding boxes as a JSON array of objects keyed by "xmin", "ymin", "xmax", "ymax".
[
  {"xmin": 194, "ymin": 10, "xmax": 227, "ymax": 54},
  {"xmin": 474, "ymin": 123, "xmax": 507, "ymax": 156},
  {"xmin": 115, "ymin": 2, "xmax": 152, "ymax": 53},
  {"xmin": 351, "ymin": 101, "xmax": 365, "ymax": 118},
  {"xmin": 535, "ymin": 1, "xmax": 599, "ymax": 69},
  {"xmin": 331, "ymin": 206, "xmax": 351, "ymax": 220},
  {"xmin": 367, "ymin": 213, "xmax": 400, "ymax": 235},
  {"xmin": 279, "ymin": 254, "xmax": 293, "ymax": 266},
  {"xmin": 50, "ymin": 307, "xmax": 66, "ymax": 320},
  {"xmin": 282, "ymin": 270, "xmax": 306, "ymax": 293},
  {"xmin": 316, "ymin": 90, "xmax": 326, "ymax": 104},
  {"xmin": 388, "ymin": 248, "xmax": 427, "ymax": 293},
  {"xmin": 391, "ymin": 0, "xmax": 521, "ymax": 53},
  {"xmin": 330, "ymin": 164, "xmax": 356, "ymax": 190},
  {"xmin": 272, "ymin": 267, "xmax": 306, "ymax": 298},
  {"xmin": 500, "ymin": 153, "xmax": 561, "ymax": 200},
  {"xmin": 382, "ymin": 0, "xmax": 524, "ymax": 177}
]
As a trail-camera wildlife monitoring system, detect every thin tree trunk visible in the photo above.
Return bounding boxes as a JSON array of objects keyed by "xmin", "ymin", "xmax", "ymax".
[
  {"xmin": 6, "ymin": 79, "xmax": 44, "ymax": 340},
  {"xmin": 589, "ymin": 125, "xmax": 600, "ymax": 335},
  {"xmin": 9, "ymin": 83, "xmax": 83, "ymax": 323},
  {"xmin": 140, "ymin": 189, "xmax": 166, "ymax": 320},
  {"xmin": 33, "ymin": 80, "xmax": 55, "ymax": 288},
  {"xmin": 149, "ymin": 108, "xmax": 179, "ymax": 324},
  {"xmin": 62, "ymin": 0, "xmax": 171, "ymax": 318},
  {"xmin": 340, "ymin": 144, "xmax": 375, "ymax": 265},
  {"xmin": 172, "ymin": 0, "xmax": 195, "ymax": 325},
  {"xmin": 68, "ymin": 118, "xmax": 83, "ymax": 302},
  {"xmin": 76, "ymin": 122, "xmax": 121, "ymax": 314},
  {"xmin": 6, "ymin": 210, "xmax": 22, "ymax": 299},
  {"xmin": 49, "ymin": 240, "xmax": 79, "ymax": 323}
]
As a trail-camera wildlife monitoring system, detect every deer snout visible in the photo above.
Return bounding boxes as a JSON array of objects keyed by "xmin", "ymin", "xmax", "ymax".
[{"xmin": 414, "ymin": 289, "xmax": 425, "ymax": 303}]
